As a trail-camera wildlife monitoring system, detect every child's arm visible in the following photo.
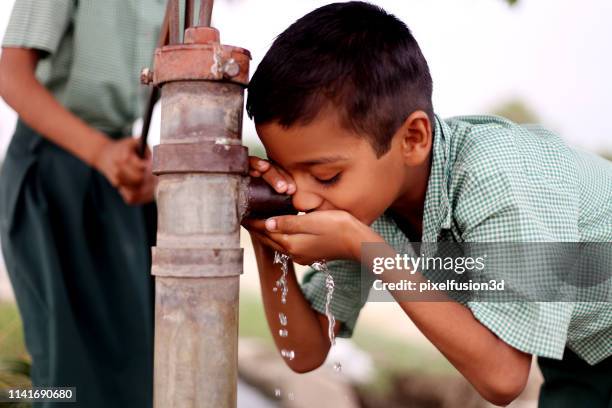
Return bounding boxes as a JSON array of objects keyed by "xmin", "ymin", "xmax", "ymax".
[
  {"xmin": 250, "ymin": 236, "xmax": 340, "ymax": 372},
  {"xmin": 362, "ymin": 241, "xmax": 531, "ymax": 406},
  {"xmin": 0, "ymin": 48, "xmax": 147, "ymax": 189}
]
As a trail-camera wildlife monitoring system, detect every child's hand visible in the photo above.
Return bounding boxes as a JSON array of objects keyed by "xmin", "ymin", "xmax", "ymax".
[
  {"xmin": 248, "ymin": 156, "xmax": 296, "ymax": 195},
  {"xmin": 118, "ymin": 170, "xmax": 156, "ymax": 205},
  {"xmin": 247, "ymin": 210, "xmax": 382, "ymax": 265},
  {"xmin": 244, "ymin": 155, "xmax": 296, "ymax": 250},
  {"xmin": 93, "ymin": 137, "xmax": 147, "ymax": 188},
  {"xmin": 117, "ymin": 146, "xmax": 156, "ymax": 205}
]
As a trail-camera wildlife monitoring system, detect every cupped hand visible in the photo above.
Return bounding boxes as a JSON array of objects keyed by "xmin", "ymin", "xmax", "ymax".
[{"xmin": 243, "ymin": 210, "xmax": 379, "ymax": 265}]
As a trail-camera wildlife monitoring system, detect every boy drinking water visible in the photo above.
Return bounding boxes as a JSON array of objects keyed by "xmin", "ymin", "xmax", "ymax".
[{"xmin": 242, "ymin": 2, "xmax": 612, "ymax": 406}]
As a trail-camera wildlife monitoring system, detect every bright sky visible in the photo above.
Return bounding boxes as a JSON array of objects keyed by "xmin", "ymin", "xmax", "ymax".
[{"xmin": 1, "ymin": 0, "xmax": 611, "ymax": 158}]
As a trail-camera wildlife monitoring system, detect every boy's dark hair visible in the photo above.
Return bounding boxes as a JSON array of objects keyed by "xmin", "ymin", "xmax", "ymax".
[{"xmin": 246, "ymin": 1, "xmax": 434, "ymax": 157}]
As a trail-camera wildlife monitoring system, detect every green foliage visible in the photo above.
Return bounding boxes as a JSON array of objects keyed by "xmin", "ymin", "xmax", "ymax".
[
  {"xmin": 239, "ymin": 293, "xmax": 274, "ymax": 342},
  {"xmin": 0, "ymin": 303, "xmax": 27, "ymax": 360},
  {"xmin": 244, "ymin": 140, "xmax": 267, "ymax": 160},
  {"xmin": 0, "ymin": 303, "xmax": 31, "ymax": 407},
  {"xmin": 491, "ymin": 99, "xmax": 539, "ymax": 124}
]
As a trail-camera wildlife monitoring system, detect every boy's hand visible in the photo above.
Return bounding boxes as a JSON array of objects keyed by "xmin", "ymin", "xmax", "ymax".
[
  {"xmin": 244, "ymin": 210, "xmax": 382, "ymax": 265},
  {"xmin": 118, "ymin": 170, "xmax": 156, "ymax": 205},
  {"xmin": 248, "ymin": 156, "xmax": 296, "ymax": 194},
  {"xmin": 118, "ymin": 146, "xmax": 156, "ymax": 205},
  {"xmin": 243, "ymin": 155, "xmax": 296, "ymax": 247},
  {"xmin": 93, "ymin": 137, "xmax": 147, "ymax": 188}
]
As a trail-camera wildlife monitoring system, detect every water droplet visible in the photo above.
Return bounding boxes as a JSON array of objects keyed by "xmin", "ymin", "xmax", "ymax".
[
  {"xmin": 279, "ymin": 329, "xmax": 288, "ymax": 337},
  {"xmin": 311, "ymin": 261, "xmax": 327, "ymax": 272},
  {"xmin": 274, "ymin": 252, "xmax": 291, "ymax": 304},
  {"xmin": 333, "ymin": 362, "xmax": 342, "ymax": 372},
  {"xmin": 278, "ymin": 312, "xmax": 288, "ymax": 326},
  {"xmin": 280, "ymin": 349, "xmax": 295, "ymax": 360},
  {"xmin": 274, "ymin": 388, "xmax": 281, "ymax": 398}
]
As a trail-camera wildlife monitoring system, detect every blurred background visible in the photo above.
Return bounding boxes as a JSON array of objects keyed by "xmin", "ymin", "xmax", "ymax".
[{"xmin": 1, "ymin": 0, "xmax": 610, "ymax": 407}]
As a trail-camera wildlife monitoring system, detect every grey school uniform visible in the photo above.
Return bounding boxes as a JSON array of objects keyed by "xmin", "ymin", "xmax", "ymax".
[{"xmin": 0, "ymin": 0, "xmax": 165, "ymax": 406}]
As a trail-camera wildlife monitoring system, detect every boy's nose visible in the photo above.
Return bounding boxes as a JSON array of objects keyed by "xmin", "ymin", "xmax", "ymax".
[{"xmin": 291, "ymin": 189, "xmax": 323, "ymax": 213}]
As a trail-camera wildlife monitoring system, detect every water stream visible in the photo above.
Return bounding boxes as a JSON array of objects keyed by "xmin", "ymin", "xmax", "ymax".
[
  {"xmin": 272, "ymin": 251, "xmax": 342, "ymax": 402},
  {"xmin": 312, "ymin": 260, "xmax": 342, "ymax": 372}
]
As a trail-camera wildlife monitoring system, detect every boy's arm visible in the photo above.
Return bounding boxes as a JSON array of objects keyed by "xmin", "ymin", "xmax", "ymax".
[
  {"xmin": 362, "ymin": 237, "xmax": 530, "ymax": 406},
  {"xmin": 251, "ymin": 236, "xmax": 341, "ymax": 372}
]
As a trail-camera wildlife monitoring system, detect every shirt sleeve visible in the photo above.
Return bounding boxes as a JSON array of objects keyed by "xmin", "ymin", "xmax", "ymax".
[
  {"xmin": 2, "ymin": 0, "xmax": 75, "ymax": 55},
  {"xmin": 300, "ymin": 259, "xmax": 370, "ymax": 338},
  {"xmin": 455, "ymin": 166, "xmax": 579, "ymax": 360}
]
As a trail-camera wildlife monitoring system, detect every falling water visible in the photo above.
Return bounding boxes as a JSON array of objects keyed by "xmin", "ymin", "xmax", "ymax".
[
  {"xmin": 274, "ymin": 253, "xmax": 295, "ymax": 363},
  {"xmin": 272, "ymin": 253, "xmax": 342, "ymax": 374},
  {"xmin": 280, "ymin": 349, "xmax": 295, "ymax": 360},
  {"xmin": 311, "ymin": 260, "xmax": 342, "ymax": 372},
  {"xmin": 278, "ymin": 312, "xmax": 288, "ymax": 326},
  {"xmin": 273, "ymin": 252, "xmax": 290, "ymax": 304},
  {"xmin": 311, "ymin": 260, "xmax": 336, "ymax": 346},
  {"xmin": 278, "ymin": 313, "xmax": 288, "ymax": 338}
]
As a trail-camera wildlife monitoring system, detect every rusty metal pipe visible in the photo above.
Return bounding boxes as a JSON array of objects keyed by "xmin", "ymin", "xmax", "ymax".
[
  {"xmin": 152, "ymin": 84, "xmax": 245, "ymax": 408},
  {"xmin": 148, "ymin": 5, "xmax": 248, "ymax": 406},
  {"xmin": 198, "ymin": 0, "xmax": 214, "ymax": 27},
  {"xmin": 185, "ymin": 0, "xmax": 195, "ymax": 29},
  {"xmin": 168, "ymin": 0, "xmax": 181, "ymax": 44},
  {"xmin": 239, "ymin": 178, "xmax": 297, "ymax": 220},
  {"xmin": 145, "ymin": 3, "xmax": 297, "ymax": 407}
]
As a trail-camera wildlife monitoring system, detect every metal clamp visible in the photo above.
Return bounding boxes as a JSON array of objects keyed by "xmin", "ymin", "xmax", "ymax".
[{"xmin": 152, "ymin": 142, "xmax": 249, "ymax": 175}]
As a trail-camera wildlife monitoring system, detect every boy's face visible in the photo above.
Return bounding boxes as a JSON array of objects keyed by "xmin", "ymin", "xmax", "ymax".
[{"xmin": 256, "ymin": 109, "xmax": 429, "ymax": 226}]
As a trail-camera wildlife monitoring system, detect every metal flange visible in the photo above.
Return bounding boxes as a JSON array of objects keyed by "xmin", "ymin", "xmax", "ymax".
[
  {"xmin": 152, "ymin": 142, "xmax": 249, "ymax": 175},
  {"xmin": 152, "ymin": 40, "xmax": 251, "ymax": 86},
  {"xmin": 152, "ymin": 247, "xmax": 244, "ymax": 278}
]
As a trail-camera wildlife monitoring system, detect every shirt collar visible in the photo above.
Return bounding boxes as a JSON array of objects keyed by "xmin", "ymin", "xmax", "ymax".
[{"xmin": 420, "ymin": 114, "xmax": 453, "ymax": 242}]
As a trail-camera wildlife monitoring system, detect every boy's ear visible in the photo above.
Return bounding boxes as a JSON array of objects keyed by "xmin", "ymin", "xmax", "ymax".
[{"xmin": 397, "ymin": 110, "xmax": 432, "ymax": 165}]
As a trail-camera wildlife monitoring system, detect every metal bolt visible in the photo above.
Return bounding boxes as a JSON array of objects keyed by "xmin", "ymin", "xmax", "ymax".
[
  {"xmin": 140, "ymin": 67, "xmax": 154, "ymax": 85},
  {"xmin": 222, "ymin": 59, "xmax": 240, "ymax": 78}
]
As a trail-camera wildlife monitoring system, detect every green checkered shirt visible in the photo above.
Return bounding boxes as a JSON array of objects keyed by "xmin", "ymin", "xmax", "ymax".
[
  {"xmin": 2, "ymin": 0, "xmax": 166, "ymax": 134},
  {"xmin": 301, "ymin": 114, "xmax": 612, "ymax": 365}
]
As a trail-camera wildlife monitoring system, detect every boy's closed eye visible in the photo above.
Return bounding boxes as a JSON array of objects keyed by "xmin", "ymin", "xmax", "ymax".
[{"xmin": 313, "ymin": 172, "xmax": 342, "ymax": 186}]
